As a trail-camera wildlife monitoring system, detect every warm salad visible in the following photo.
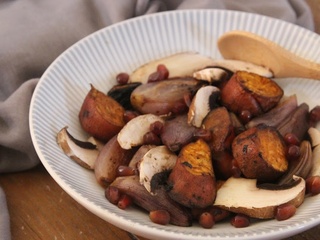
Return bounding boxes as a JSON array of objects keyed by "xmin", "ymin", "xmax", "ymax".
[{"xmin": 57, "ymin": 51, "xmax": 320, "ymax": 229}]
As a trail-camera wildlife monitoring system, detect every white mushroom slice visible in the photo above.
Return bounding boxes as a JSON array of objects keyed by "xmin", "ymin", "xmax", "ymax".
[
  {"xmin": 308, "ymin": 127, "xmax": 320, "ymax": 147},
  {"xmin": 128, "ymin": 145, "xmax": 156, "ymax": 169},
  {"xmin": 193, "ymin": 68, "xmax": 228, "ymax": 83},
  {"xmin": 139, "ymin": 145, "xmax": 177, "ymax": 194},
  {"xmin": 87, "ymin": 136, "xmax": 105, "ymax": 151},
  {"xmin": 214, "ymin": 176, "xmax": 305, "ymax": 219},
  {"xmin": 188, "ymin": 86, "xmax": 220, "ymax": 127},
  {"xmin": 308, "ymin": 127, "xmax": 320, "ymax": 177},
  {"xmin": 214, "ymin": 59, "xmax": 273, "ymax": 78},
  {"xmin": 117, "ymin": 114, "xmax": 165, "ymax": 149},
  {"xmin": 129, "ymin": 52, "xmax": 215, "ymax": 84},
  {"xmin": 57, "ymin": 127, "xmax": 99, "ymax": 170},
  {"xmin": 310, "ymin": 145, "xmax": 320, "ymax": 177}
]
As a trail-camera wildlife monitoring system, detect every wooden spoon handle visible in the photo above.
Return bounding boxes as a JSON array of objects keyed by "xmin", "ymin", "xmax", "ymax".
[{"xmin": 218, "ymin": 31, "xmax": 320, "ymax": 79}]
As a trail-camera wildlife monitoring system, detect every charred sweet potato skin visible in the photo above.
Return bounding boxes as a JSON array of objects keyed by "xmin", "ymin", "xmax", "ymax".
[
  {"xmin": 167, "ymin": 139, "xmax": 216, "ymax": 208},
  {"xmin": 232, "ymin": 125, "xmax": 288, "ymax": 182},
  {"xmin": 79, "ymin": 85, "xmax": 125, "ymax": 142},
  {"xmin": 220, "ymin": 71, "xmax": 283, "ymax": 117}
]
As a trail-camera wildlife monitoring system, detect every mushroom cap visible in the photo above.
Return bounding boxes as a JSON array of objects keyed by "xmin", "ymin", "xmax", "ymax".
[{"xmin": 214, "ymin": 176, "xmax": 305, "ymax": 219}]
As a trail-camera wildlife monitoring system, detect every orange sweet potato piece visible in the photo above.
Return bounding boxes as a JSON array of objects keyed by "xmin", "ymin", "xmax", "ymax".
[
  {"xmin": 167, "ymin": 139, "xmax": 216, "ymax": 208},
  {"xmin": 232, "ymin": 125, "xmax": 288, "ymax": 182},
  {"xmin": 220, "ymin": 71, "xmax": 283, "ymax": 117},
  {"xmin": 79, "ymin": 85, "xmax": 125, "ymax": 142}
]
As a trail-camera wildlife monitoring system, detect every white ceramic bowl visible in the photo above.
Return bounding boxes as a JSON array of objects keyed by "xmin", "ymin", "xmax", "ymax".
[{"xmin": 30, "ymin": 9, "xmax": 320, "ymax": 240}]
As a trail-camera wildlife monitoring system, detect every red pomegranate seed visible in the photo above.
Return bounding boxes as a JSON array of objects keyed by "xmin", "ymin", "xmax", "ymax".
[
  {"xmin": 199, "ymin": 212, "xmax": 215, "ymax": 229},
  {"xmin": 275, "ymin": 203, "xmax": 296, "ymax": 221},
  {"xmin": 149, "ymin": 210, "xmax": 171, "ymax": 225},
  {"xmin": 117, "ymin": 194, "xmax": 133, "ymax": 209},
  {"xmin": 231, "ymin": 214, "xmax": 250, "ymax": 228},
  {"xmin": 116, "ymin": 72, "xmax": 130, "ymax": 85},
  {"xmin": 306, "ymin": 176, "xmax": 320, "ymax": 195}
]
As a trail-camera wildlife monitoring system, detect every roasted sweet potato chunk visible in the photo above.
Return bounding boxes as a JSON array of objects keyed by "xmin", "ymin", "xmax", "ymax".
[
  {"xmin": 220, "ymin": 71, "xmax": 283, "ymax": 117},
  {"xmin": 167, "ymin": 139, "xmax": 216, "ymax": 208},
  {"xmin": 79, "ymin": 85, "xmax": 125, "ymax": 142},
  {"xmin": 232, "ymin": 125, "xmax": 288, "ymax": 182}
]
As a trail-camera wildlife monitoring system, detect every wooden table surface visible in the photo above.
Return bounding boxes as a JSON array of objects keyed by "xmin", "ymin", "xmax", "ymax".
[{"xmin": 1, "ymin": 164, "xmax": 320, "ymax": 240}]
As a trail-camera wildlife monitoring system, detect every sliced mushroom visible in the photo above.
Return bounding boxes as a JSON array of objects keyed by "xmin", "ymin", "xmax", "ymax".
[
  {"xmin": 87, "ymin": 136, "xmax": 105, "ymax": 151},
  {"xmin": 308, "ymin": 127, "xmax": 320, "ymax": 148},
  {"xmin": 117, "ymin": 114, "xmax": 165, "ymax": 149},
  {"xmin": 188, "ymin": 85, "xmax": 220, "ymax": 128},
  {"xmin": 310, "ymin": 145, "xmax": 320, "ymax": 177},
  {"xmin": 128, "ymin": 145, "xmax": 156, "ymax": 169},
  {"xmin": 129, "ymin": 52, "xmax": 215, "ymax": 84},
  {"xmin": 57, "ymin": 127, "xmax": 99, "ymax": 170},
  {"xmin": 193, "ymin": 67, "xmax": 229, "ymax": 83},
  {"xmin": 308, "ymin": 127, "xmax": 320, "ymax": 177},
  {"xmin": 212, "ymin": 59, "xmax": 273, "ymax": 78},
  {"xmin": 139, "ymin": 145, "xmax": 177, "ymax": 194},
  {"xmin": 214, "ymin": 176, "xmax": 305, "ymax": 219}
]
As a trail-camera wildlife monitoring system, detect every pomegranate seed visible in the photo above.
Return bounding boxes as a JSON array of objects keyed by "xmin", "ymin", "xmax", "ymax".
[
  {"xmin": 149, "ymin": 210, "xmax": 170, "ymax": 225},
  {"xmin": 310, "ymin": 106, "xmax": 320, "ymax": 122},
  {"xmin": 150, "ymin": 121, "xmax": 164, "ymax": 135},
  {"xmin": 117, "ymin": 194, "xmax": 133, "ymax": 209},
  {"xmin": 143, "ymin": 131, "xmax": 161, "ymax": 145},
  {"xmin": 117, "ymin": 165, "xmax": 137, "ymax": 177},
  {"xmin": 284, "ymin": 133, "xmax": 300, "ymax": 146},
  {"xmin": 306, "ymin": 176, "xmax": 320, "ymax": 195},
  {"xmin": 275, "ymin": 203, "xmax": 296, "ymax": 221},
  {"xmin": 199, "ymin": 212, "xmax": 215, "ymax": 229},
  {"xmin": 157, "ymin": 64, "xmax": 169, "ymax": 79},
  {"xmin": 116, "ymin": 72, "xmax": 130, "ymax": 85},
  {"xmin": 286, "ymin": 144, "xmax": 301, "ymax": 160},
  {"xmin": 231, "ymin": 214, "xmax": 250, "ymax": 228},
  {"xmin": 239, "ymin": 110, "xmax": 252, "ymax": 124}
]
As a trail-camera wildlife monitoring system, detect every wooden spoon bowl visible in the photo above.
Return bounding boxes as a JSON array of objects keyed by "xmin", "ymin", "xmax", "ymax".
[{"xmin": 218, "ymin": 30, "xmax": 320, "ymax": 79}]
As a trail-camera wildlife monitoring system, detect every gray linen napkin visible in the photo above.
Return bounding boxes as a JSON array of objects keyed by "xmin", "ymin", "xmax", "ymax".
[{"xmin": 0, "ymin": 1, "xmax": 314, "ymax": 239}]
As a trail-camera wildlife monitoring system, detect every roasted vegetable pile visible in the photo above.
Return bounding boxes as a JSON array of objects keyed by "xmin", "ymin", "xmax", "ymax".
[{"xmin": 57, "ymin": 52, "xmax": 320, "ymax": 229}]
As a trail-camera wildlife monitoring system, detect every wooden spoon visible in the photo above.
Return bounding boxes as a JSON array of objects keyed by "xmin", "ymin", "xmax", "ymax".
[{"xmin": 217, "ymin": 30, "xmax": 320, "ymax": 79}]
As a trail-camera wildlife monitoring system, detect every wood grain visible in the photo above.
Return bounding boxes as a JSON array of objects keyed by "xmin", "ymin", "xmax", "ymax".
[{"xmin": 0, "ymin": 165, "xmax": 148, "ymax": 240}]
